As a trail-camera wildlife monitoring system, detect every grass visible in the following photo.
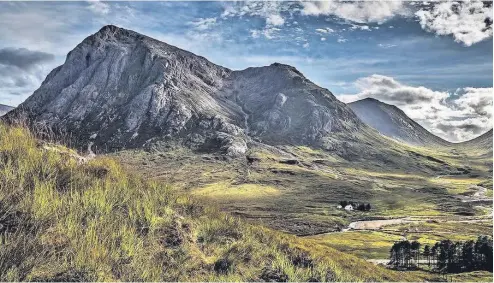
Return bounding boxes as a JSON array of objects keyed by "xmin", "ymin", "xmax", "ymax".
[
  {"xmin": 429, "ymin": 177, "xmax": 487, "ymax": 195},
  {"xmin": 446, "ymin": 271, "xmax": 493, "ymax": 282},
  {"xmin": 0, "ymin": 123, "xmax": 425, "ymax": 282},
  {"xmin": 385, "ymin": 221, "xmax": 493, "ymax": 246},
  {"xmin": 309, "ymin": 231, "xmax": 403, "ymax": 260},
  {"xmin": 309, "ymin": 220, "xmax": 493, "ymax": 261},
  {"xmin": 193, "ymin": 182, "xmax": 281, "ymax": 200}
]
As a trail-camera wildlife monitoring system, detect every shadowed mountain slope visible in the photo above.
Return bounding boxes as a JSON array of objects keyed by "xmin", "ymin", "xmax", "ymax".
[
  {"xmin": 348, "ymin": 98, "xmax": 450, "ymax": 146},
  {"xmin": 0, "ymin": 104, "xmax": 13, "ymax": 116},
  {"xmin": 459, "ymin": 129, "xmax": 493, "ymax": 148},
  {"xmin": 455, "ymin": 129, "xmax": 493, "ymax": 157}
]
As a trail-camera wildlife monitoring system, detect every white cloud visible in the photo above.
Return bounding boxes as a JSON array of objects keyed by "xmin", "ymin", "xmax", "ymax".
[
  {"xmin": 301, "ymin": 0, "xmax": 409, "ymax": 24},
  {"xmin": 87, "ymin": 0, "xmax": 110, "ymax": 16},
  {"xmin": 341, "ymin": 74, "xmax": 449, "ymax": 105},
  {"xmin": 338, "ymin": 75, "xmax": 493, "ymax": 142},
  {"xmin": 350, "ymin": 24, "xmax": 371, "ymax": 31},
  {"xmin": 378, "ymin": 43, "xmax": 397, "ymax": 48},
  {"xmin": 320, "ymin": 37, "xmax": 326, "ymax": 41},
  {"xmin": 250, "ymin": 29, "xmax": 260, "ymax": 38},
  {"xmin": 302, "ymin": 42, "xmax": 309, "ymax": 48},
  {"xmin": 415, "ymin": 0, "xmax": 493, "ymax": 46},
  {"xmin": 221, "ymin": 2, "xmax": 289, "ymax": 40},
  {"xmin": 189, "ymin": 17, "xmax": 217, "ymax": 31},
  {"xmin": 337, "ymin": 37, "xmax": 347, "ymax": 43},
  {"xmin": 454, "ymin": 87, "xmax": 493, "ymax": 119},
  {"xmin": 221, "ymin": 1, "xmax": 288, "ymax": 24},
  {"xmin": 250, "ymin": 27, "xmax": 281, "ymax": 39},
  {"xmin": 266, "ymin": 14, "xmax": 285, "ymax": 26},
  {"xmin": 315, "ymin": 27, "xmax": 335, "ymax": 34}
]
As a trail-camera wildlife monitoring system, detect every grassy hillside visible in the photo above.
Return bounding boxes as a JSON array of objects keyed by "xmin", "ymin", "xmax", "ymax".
[{"xmin": 0, "ymin": 123, "xmax": 425, "ymax": 282}]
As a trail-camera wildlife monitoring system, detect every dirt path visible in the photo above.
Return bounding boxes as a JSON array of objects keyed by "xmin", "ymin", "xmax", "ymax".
[
  {"xmin": 345, "ymin": 218, "xmax": 411, "ymax": 230},
  {"xmin": 87, "ymin": 141, "xmax": 96, "ymax": 159},
  {"xmin": 460, "ymin": 185, "xmax": 491, "ymax": 203},
  {"xmin": 368, "ymin": 259, "xmax": 435, "ymax": 265},
  {"xmin": 305, "ymin": 211, "xmax": 492, "ymax": 237}
]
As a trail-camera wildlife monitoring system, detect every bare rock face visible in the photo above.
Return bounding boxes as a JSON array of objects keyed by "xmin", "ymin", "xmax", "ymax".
[
  {"xmin": 227, "ymin": 63, "xmax": 362, "ymax": 145},
  {"xmin": 7, "ymin": 25, "xmax": 364, "ymax": 156}
]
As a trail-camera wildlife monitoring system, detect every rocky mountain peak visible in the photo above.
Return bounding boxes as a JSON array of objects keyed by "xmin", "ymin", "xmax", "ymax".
[
  {"xmin": 6, "ymin": 25, "xmax": 365, "ymax": 156},
  {"xmin": 77, "ymin": 25, "xmax": 147, "ymax": 51}
]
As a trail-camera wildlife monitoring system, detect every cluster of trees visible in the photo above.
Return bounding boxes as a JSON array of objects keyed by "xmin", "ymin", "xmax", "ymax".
[
  {"xmin": 389, "ymin": 236, "xmax": 493, "ymax": 273},
  {"xmin": 338, "ymin": 201, "xmax": 371, "ymax": 211}
]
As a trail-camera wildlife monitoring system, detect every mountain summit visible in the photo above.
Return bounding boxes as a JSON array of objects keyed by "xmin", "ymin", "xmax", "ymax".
[
  {"xmin": 348, "ymin": 98, "xmax": 450, "ymax": 146},
  {"xmin": 7, "ymin": 25, "xmax": 365, "ymax": 155}
]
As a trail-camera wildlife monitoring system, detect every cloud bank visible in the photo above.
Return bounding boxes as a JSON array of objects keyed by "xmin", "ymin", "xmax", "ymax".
[
  {"xmin": 0, "ymin": 47, "xmax": 54, "ymax": 70},
  {"xmin": 338, "ymin": 75, "xmax": 492, "ymax": 142},
  {"xmin": 0, "ymin": 47, "xmax": 55, "ymax": 106}
]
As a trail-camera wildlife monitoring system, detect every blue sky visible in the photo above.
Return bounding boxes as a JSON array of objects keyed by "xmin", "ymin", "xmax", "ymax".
[{"xmin": 0, "ymin": 1, "xmax": 492, "ymax": 141}]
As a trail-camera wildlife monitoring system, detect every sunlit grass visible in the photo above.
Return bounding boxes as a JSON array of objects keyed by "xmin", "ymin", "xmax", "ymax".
[
  {"xmin": 429, "ymin": 177, "xmax": 486, "ymax": 193},
  {"xmin": 309, "ymin": 231, "xmax": 403, "ymax": 260},
  {"xmin": 193, "ymin": 181, "xmax": 281, "ymax": 200}
]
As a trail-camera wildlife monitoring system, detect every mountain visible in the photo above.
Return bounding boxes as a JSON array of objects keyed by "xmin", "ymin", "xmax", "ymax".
[
  {"xmin": 6, "ymin": 25, "xmax": 365, "ymax": 156},
  {"xmin": 0, "ymin": 104, "xmax": 14, "ymax": 116},
  {"xmin": 348, "ymin": 98, "xmax": 450, "ymax": 146},
  {"xmin": 457, "ymin": 129, "xmax": 493, "ymax": 152}
]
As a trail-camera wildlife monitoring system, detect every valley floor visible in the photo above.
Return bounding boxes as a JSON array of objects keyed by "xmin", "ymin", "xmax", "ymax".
[{"xmin": 114, "ymin": 140, "xmax": 493, "ymax": 281}]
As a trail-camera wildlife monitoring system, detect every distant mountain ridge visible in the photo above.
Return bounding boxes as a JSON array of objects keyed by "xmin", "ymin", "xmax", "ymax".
[
  {"xmin": 457, "ymin": 129, "xmax": 493, "ymax": 150},
  {"xmin": 5, "ymin": 25, "xmax": 367, "ymax": 156},
  {"xmin": 348, "ymin": 98, "xmax": 450, "ymax": 146},
  {"xmin": 0, "ymin": 104, "xmax": 14, "ymax": 116}
]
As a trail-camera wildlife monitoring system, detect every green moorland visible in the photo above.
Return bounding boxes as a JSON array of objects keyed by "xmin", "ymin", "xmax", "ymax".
[
  {"xmin": 0, "ymin": 123, "xmax": 436, "ymax": 282},
  {"xmin": 114, "ymin": 130, "xmax": 492, "ymax": 282},
  {"xmin": 115, "ymin": 138, "xmax": 492, "ymax": 234}
]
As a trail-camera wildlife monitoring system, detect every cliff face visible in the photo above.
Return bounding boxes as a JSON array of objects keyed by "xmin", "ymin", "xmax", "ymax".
[{"xmin": 7, "ymin": 25, "xmax": 364, "ymax": 155}]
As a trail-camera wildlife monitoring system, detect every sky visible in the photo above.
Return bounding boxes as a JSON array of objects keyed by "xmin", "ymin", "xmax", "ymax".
[{"xmin": 0, "ymin": 0, "xmax": 492, "ymax": 142}]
